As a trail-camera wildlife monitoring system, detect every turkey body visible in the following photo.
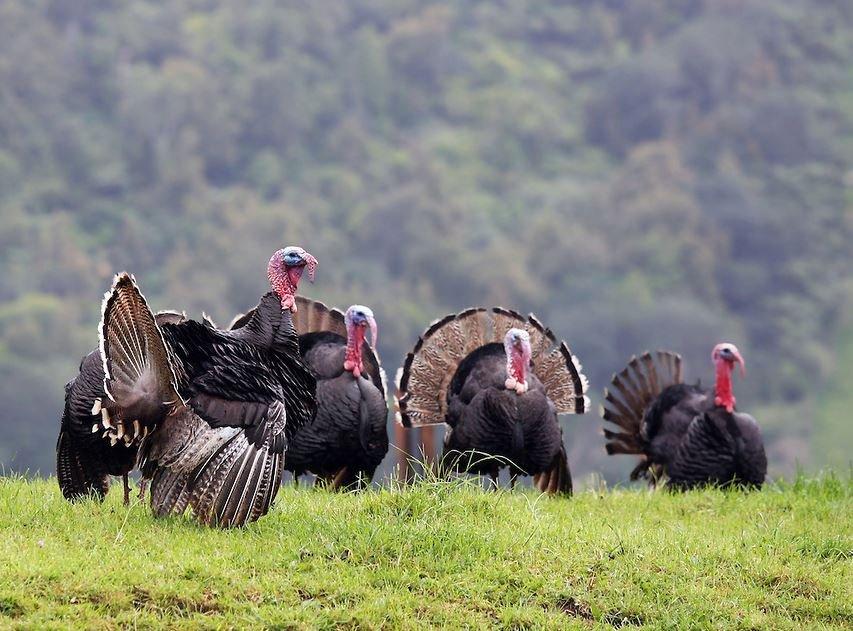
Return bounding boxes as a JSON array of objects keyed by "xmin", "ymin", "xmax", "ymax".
[
  {"xmin": 141, "ymin": 292, "xmax": 316, "ymax": 525},
  {"xmin": 643, "ymin": 383, "xmax": 767, "ymax": 489},
  {"xmin": 444, "ymin": 344, "xmax": 567, "ymax": 484},
  {"xmin": 395, "ymin": 307, "xmax": 585, "ymax": 495},
  {"xmin": 284, "ymin": 332, "xmax": 388, "ymax": 488}
]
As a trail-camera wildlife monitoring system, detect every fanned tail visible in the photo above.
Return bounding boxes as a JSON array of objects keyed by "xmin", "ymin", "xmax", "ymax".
[
  {"xmin": 601, "ymin": 350, "xmax": 681, "ymax": 479},
  {"xmin": 395, "ymin": 307, "xmax": 589, "ymax": 427},
  {"xmin": 533, "ymin": 440, "xmax": 573, "ymax": 496},
  {"xmin": 291, "ymin": 296, "xmax": 347, "ymax": 337},
  {"xmin": 99, "ymin": 273, "xmax": 182, "ymax": 440}
]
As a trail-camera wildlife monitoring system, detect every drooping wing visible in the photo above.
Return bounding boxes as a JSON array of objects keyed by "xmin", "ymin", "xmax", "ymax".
[
  {"xmin": 533, "ymin": 439, "xmax": 573, "ymax": 496},
  {"xmin": 161, "ymin": 318, "xmax": 316, "ymax": 450},
  {"xmin": 144, "ymin": 403, "xmax": 287, "ymax": 528}
]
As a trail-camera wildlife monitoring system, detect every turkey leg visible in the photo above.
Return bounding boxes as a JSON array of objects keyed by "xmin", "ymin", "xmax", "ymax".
[{"xmin": 122, "ymin": 474, "xmax": 130, "ymax": 506}]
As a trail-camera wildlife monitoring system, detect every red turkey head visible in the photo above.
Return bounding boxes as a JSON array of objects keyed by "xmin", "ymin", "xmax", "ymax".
[
  {"xmin": 712, "ymin": 342, "xmax": 745, "ymax": 377},
  {"xmin": 267, "ymin": 246, "xmax": 317, "ymax": 312},
  {"xmin": 503, "ymin": 328, "xmax": 532, "ymax": 395},
  {"xmin": 343, "ymin": 305, "xmax": 377, "ymax": 378},
  {"xmin": 712, "ymin": 342, "xmax": 745, "ymax": 413}
]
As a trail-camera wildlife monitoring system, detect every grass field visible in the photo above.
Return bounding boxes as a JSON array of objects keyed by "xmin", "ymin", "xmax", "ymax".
[{"xmin": 0, "ymin": 475, "xmax": 850, "ymax": 630}]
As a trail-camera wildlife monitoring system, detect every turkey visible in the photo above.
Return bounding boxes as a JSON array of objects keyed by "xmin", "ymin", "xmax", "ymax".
[
  {"xmin": 395, "ymin": 308, "xmax": 588, "ymax": 495},
  {"xmin": 246, "ymin": 298, "xmax": 388, "ymax": 490},
  {"xmin": 601, "ymin": 343, "xmax": 767, "ymax": 489},
  {"xmin": 57, "ymin": 247, "xmax": 318, "ymax": 527}
]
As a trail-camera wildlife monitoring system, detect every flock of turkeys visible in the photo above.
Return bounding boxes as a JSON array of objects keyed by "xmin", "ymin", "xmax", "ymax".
[{"xmin": 57, "ymin": 246, "xmax": 767, "ymax": 527}]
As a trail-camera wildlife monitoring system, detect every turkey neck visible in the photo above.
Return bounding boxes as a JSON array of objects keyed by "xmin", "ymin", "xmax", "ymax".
[
  {"xmin": 714, "ymin": 359, "xmax": 735, "ymax": 413},
  {"xmin": 242, "ymin": 293, "xmax": 299, "ymax": 352},
  {"xmin": 345, "ymin": 326, "xmax": 365, "ymax": 372},
  {"xmin": 506, "ymin": 348, "xmax": 527, "ymax": 384}
]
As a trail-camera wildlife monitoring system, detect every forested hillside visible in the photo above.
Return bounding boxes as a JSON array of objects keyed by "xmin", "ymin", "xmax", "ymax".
[{"xmin": 1, "ymin": 0, "xmax": 851, "ymax": 481}]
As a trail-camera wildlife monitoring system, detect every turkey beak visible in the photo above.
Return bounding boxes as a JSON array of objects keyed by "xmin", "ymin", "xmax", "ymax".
[
  {"xmin": 367, "ymin": 315, "xmax": 378, "ymax": 349},
  {"xmin": 732, "ymin": 349, "xmax": 746, "ymax": 378}
]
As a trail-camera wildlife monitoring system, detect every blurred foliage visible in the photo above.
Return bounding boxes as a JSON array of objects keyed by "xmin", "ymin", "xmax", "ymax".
[{"xmin": 0, "ymin": 0, "xmax": 850, "ymax": 481}]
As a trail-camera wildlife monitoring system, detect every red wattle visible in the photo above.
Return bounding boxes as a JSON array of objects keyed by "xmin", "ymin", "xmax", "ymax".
[
  {"xmin": 714, "ymin": 359, "xmax": 736, "ymax": 413},
  {"xmin": 510, "ymin": 353, "xmax": 526, "ymax": 384},
  {"xmin": 267, "ymin": 258, "xmax": 300, "ymax": 311},
  {"xmin": 345, "ymin": 325, "xmax": 365, "ymax": 376}
]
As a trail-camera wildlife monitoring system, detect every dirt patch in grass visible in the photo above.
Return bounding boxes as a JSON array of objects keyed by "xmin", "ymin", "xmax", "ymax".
[{"xmin": 552, "ymin": 596, "xmax": 594, "ymax": 620}]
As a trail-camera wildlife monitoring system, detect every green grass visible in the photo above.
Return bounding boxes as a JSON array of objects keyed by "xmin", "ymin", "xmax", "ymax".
[{"xmin": 0, "ymin": 476, "xmax": 851, "ymax": 630}]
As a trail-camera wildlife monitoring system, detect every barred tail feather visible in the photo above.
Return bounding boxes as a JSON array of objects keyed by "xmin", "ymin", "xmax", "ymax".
[
  {"xmin": 99, "ymin": 273, "xmax": 181, "ymax": 413},
  {"xmin": 601, "ymin": 351, "xmax": 682, "ymax": 474}
]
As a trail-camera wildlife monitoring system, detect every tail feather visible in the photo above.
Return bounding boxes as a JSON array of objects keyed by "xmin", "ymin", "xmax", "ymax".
[
  {"xmin": 56, "ymin": 430, "xmax": 109, "ymax": 501},
  {"xmin": 154, "ymin": 310, "xmax": 187, "ymax": 326},
  {"xmin": 291, "ymin": 296, "xmax": 347, "ymax": 339},
  {"xmin": 533, "ymin": 441, "xmax": 572, "ymax": 496},
  {"xmin": 601, "ymin": 350, "xmax": 682, "ymax": 460},
  {"xmin": 99, "ymin": 273, "xmax": 181, "ymax": 417},
  {"xmin": 396, "ymin": 307, "xmax": 588, "ymax": 427}
]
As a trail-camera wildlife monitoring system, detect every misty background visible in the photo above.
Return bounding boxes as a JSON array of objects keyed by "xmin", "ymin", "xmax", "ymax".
[{"xmin": 0, "ymin": 1, "xmax": 850, "ymax": 486}]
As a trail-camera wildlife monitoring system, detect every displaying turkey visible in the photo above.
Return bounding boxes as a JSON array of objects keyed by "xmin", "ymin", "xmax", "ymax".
[
  {"xmin": 601, "ymin": 343, "xmax": 767, "ymax": 489},
  {"xmin": 395, "ymin": 308, "xmax": 588, "ymax": 495},
  {"xmin": 57, "ymin": 247, "xmax": 318, "ymax": 527},
  {"xmin": 253, "ymin": 298, "xmax": 388, "ymax": 490}
]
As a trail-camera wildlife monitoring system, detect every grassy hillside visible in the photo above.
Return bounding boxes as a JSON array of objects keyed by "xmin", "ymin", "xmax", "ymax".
[{"xmin": 0, "ymin": 476, "xmax": 850, "ymax": 629}]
